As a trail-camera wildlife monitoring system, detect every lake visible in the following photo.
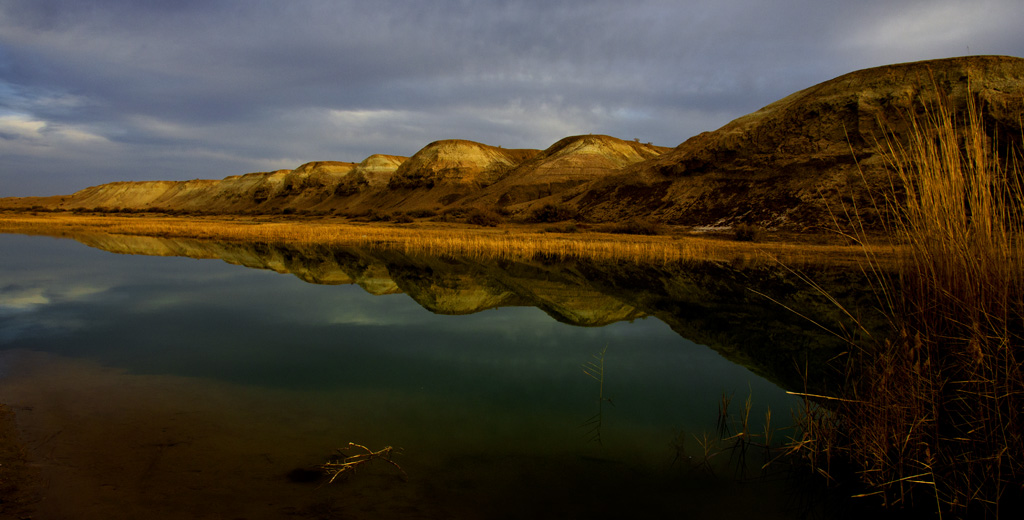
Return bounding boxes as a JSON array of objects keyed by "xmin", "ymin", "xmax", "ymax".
[{"xmin": 0, "ymin": 231, "xmax": 886, "ymax": 519}]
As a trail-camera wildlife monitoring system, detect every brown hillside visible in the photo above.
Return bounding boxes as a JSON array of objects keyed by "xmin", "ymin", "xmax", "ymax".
[
  {"xmin": 337, "ymin": 139, "xmax": 541, "ymax": 212},
  {"xmin": 43, "ymin": 156, "xmax": 404, "ymax": 214},
  {"xmin": 467, "ymin": 134, "xmax": 670, "ymax": 208},
  {"xmin": 279, "ymin": 161, "xmax": 358, "ymax": 207},
  {"xmin": 573, "ymin": 55, "xmax": 1024, "ymax": 230},
  {"xmin": 56, "ymin": 169, "xmax": 295, "ymax": 213},
  {"xmin": 5, "ymin": 56, "xmax": 1021, "ymax": 229},
  {"xmin": 351, "ymin": 154, "xmax": 408, "ymax": 188},
  {"xmin": 332, "ymin": 154, "xmax": 408, "ymax": 196},
  {"xmin": 387, "ymin": 139, "xmax": 540, "ymax": 189},
  {"xmin": 285, "ymin": 161, "xmax": 357, "ymax": 189}
]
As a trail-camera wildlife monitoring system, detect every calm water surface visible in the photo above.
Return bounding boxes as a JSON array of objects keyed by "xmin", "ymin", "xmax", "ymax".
[{"xmin": 0, "ymin": 233, "xmax": 856, "ymax": 519}]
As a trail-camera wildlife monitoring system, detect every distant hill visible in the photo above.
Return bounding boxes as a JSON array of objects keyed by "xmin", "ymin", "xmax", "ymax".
[{"xmin": 4, "ymin": 56, "xmax": 1023, "ymax": 231}]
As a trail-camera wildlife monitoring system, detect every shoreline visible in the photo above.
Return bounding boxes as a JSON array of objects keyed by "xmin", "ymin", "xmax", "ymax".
[{"xmin": 0, "ymin": 211, "xmax": 896, "ymax": 267}]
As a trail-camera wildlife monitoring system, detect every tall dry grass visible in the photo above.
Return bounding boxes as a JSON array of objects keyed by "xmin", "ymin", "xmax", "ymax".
[
  {"xmin": 0, "ymin": 213, "xmax": 888, "ymax": 267},
  {"xmin": 796, "ymin": 91, "xmax": 1024, "ymax": 518}
]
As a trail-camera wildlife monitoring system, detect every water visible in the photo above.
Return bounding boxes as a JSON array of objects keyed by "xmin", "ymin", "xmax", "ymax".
[{"xmin": 0, "ymin": 232, "xmax": 877, "ymax": 519}]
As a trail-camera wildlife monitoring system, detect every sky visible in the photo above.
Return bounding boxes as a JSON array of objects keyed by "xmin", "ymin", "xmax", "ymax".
[{"xmin": 1, "ymin": 0, "xmax": 1023, "ymax": 197}]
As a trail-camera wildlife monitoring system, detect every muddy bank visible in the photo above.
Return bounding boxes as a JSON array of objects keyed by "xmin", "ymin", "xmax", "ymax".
[
  {"xmin": 0, "ymin": 403, "xmax": 38, "ymax": 519},
  {"xmin": 0, "ymin": 351, "xmax": 428, "ymax": 520}
]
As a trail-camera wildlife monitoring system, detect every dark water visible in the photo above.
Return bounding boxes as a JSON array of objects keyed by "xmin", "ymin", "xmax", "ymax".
[{"xmin": 0, "ymin": 233, "xmax": 881, "ymax": 519}]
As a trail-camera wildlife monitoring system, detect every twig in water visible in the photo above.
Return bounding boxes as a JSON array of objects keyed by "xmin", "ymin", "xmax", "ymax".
[{"xmin": 318, "ymin": 442, "xmax": 407, "ymax": 483}]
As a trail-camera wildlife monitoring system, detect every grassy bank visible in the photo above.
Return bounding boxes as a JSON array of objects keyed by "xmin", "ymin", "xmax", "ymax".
[
  {"xmin": 796, "ymin": 92, "xmax": 1023, "ymax": 518},
  {"xmin": 0, "ymin": 212, "xmax": 891, "ymax": 266}
]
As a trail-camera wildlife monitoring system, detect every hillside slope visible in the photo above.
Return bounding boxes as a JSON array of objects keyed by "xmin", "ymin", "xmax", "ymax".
[
  {"xmin": 3, "ymin": 56, "xmax": 1022, "ymax": 231},
  {"xmin": 572, "ymin": 55, "xmax": 1024, "ymax": 229},
  {"xmin": 361, "ymin": 139, "xmax": 541, "ymax": 210},
  {"xmin": 465, "ymin": 134, "xmax": 670, "ymax": 208}
]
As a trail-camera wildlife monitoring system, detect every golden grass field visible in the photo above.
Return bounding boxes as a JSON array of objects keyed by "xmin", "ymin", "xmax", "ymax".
[{"xmin": 0, "ymin": 211, "xmax": 894, "ymax": 267}]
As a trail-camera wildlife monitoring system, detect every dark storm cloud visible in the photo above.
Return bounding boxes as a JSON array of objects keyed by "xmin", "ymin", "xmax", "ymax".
[{"xmin": 1, "ymin": 0, "xmax": 1022, "ymax": 195}]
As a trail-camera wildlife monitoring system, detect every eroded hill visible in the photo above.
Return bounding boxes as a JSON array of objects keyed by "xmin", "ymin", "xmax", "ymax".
[
  {"xmin": 4, "ymin": 56, "xmax": 1023, "ymax": 231},
  {"xmin": 572, "ymin": 55, "xmax": 1024, "ymax": 230}
]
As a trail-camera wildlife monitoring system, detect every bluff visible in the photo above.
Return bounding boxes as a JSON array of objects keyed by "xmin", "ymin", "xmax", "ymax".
[
  {"xmin": 4, "ymin": 56, "xmax": 1022, "ymax": 231},
  {"xmin": 570, "ymin": 55, "xmax": 1024, "ymax": 229}
]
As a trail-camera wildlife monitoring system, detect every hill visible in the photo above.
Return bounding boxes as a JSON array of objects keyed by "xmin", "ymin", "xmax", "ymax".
[
  {"xmin": 466, "ymin": 134, "xmax": 670, "ymax": 207},
  {"xmin": 571, "ymin": 55, "xmax": 1024, "ymax": 230},
  {"xmin": 3, "ymin": 56, "xmax": 1022, "ymax": 231}
]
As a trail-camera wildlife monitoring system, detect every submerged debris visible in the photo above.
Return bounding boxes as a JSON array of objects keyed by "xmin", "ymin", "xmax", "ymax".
[{"xmin": 318, "ymin": 442, "xmax": 407, "ymax": 484}]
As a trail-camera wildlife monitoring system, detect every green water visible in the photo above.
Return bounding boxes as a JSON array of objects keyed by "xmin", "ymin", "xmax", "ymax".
[{"xmin": 0, "ymin": 232, "xmax": 882, "ymax": 519}]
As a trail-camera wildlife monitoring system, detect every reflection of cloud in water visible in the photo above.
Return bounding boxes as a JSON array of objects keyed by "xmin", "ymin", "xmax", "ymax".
[
  {"xmin": 0, "ymin": 283, "xmax": 109, "ymax": 343},
  {"xmin": 0, "ymin": 284, "xmax": 108, "ymax": 314},
  {"xmin": 0, "ymin": 286, "xmax": 49, "ymax": 312},
  {"xmin": 63, "ymin": 285, "xmax": 108, "ymax": 300}
]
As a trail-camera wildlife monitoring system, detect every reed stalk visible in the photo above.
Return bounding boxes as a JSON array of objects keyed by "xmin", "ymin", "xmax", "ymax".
[{"xmin": 795, "ymin": 87, "xmax": 1024, "ymax": 518}]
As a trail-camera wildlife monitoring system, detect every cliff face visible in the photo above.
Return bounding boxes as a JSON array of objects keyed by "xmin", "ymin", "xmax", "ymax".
[{"xmin": 6, "ymin": 56, "xmax": 1022, "ymax": 230}]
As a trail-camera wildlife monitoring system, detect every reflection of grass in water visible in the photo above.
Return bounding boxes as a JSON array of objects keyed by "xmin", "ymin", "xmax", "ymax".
[
  {"xmin": 673, "ymin": 390, "xmax": 778, "ymax": 479},
  {"xmin": 0, "ymin": 213, "xmax": 895, "ymax": 266},
  {"xmin": 791, "ymin": 88, "xmax": 1024, "ymax": 517},
  {"xmin": 581, "ymin": 346, "xmax": 613, "ymax": 446}
]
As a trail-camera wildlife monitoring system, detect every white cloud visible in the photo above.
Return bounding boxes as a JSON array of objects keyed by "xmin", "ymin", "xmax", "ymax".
[
  {"xmin": 0, "ymin": 114, "xmax": 47, "ymax": 140},
  {"xmin": 55, "ymin": 126, "xmax": 108, "ymax": 144},
  {"xmin": 0, "ymin": 112, "xmax": 110, "ymax": 147}
]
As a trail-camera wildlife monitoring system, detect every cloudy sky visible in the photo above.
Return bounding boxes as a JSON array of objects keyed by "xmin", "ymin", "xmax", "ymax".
[{"xmin": 1, "ymin": 0, "xmax": 1022, "ymax": 197}]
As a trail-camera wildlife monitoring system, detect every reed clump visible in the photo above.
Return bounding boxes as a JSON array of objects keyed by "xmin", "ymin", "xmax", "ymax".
[{"xmin": 796, "ymin": 90, "xmax": 1024, "ymax": 517}]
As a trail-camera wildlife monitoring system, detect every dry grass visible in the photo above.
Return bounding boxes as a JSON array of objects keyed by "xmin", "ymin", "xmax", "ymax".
[
  {"xmin": 794, "ymin": 88, "xmax": 1024, "ymax": 517},
  {"xmin": 0, "ymin": 212, "xmax": 892, "ymax": 267}
]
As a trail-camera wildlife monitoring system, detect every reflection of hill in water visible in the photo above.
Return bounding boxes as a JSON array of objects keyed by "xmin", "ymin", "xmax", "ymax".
[{"xmin": 72, "ymin": 233, "xmax": 887, "ymax": 393}]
